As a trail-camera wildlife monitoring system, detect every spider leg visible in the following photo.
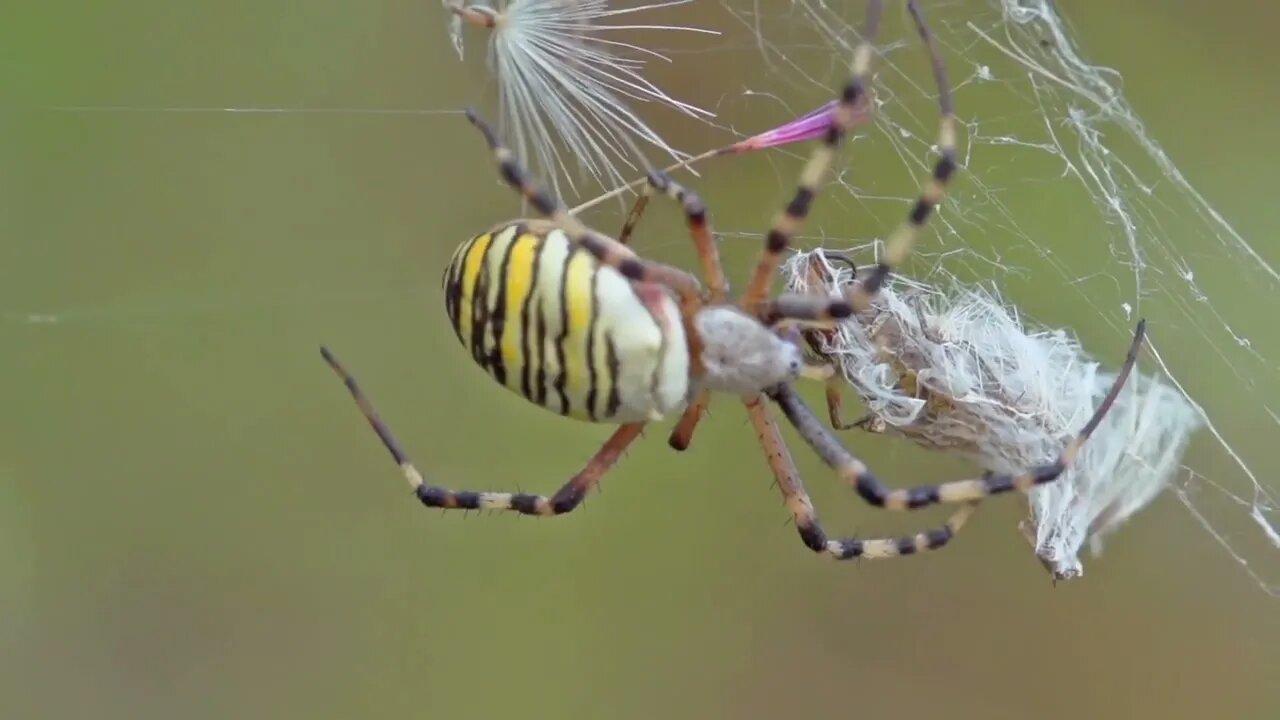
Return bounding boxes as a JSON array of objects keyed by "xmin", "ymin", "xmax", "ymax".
[
  {"xmin": 745, "ymin": 394, "xmax": 979, "ymax": 559},
  {"xmin": 609, "ymin": 170, "xmax": 732, "ymax": 450},
  {"xmin": 616, "ymin": 191, "xmax": 650, "ymax": 247},
  {"xmin": 850, "ymin": 0, "xmax": 957, "ymax": 309},
  {"xmin": 796, "ymin": 252, "xmax": 870, "ymax": 431},
  {"xmin": 758, "ymin": 292, "xmax": 876, "ymax": 432},
  {"xmin": 464, "ymin": 108, "xmax": 704, "ymax": 308},
  {"xmin": 321, "ymin": 345, "xmax": 643, "ymax": 516},
  {"xmin": 757, "ymin": 292, "xmax": 854, "ymax": 327},
  {"xmin": 616, "ymin": 170, "xmax": 728, "ymax": 288},
  {"xmin": 767, "ymin": 320, "xmax": 1146, "ymax": 511},
  {"xmin": 668, "ymin": 389, "xmax": 710, "ymax": 451},
  {"xmin": 464, "ymin": 107, "xmax": 712, "ymax": 388},
  {"xmin": 739, "ymin": 0, "xmax": 884, "ymax": 313},
  {"xmin": 824, "ymin": 379, "xmax": 883, "ymax": 431},
  {"xmin": 638, "ymin": 170, "xmax": 732, "ymax": 451},
  {"xmin": 592, "ymin": 166, "xmax": 732, "ymax": 452},
  {"xmin": 642, "ymin": 170, "xmax": 729, "ymax": 302}
]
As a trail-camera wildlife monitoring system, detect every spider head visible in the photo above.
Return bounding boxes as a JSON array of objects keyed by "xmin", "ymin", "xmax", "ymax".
[{"xmin": 693, "ymin": 304, "xmax": 806, "ymax": 395}]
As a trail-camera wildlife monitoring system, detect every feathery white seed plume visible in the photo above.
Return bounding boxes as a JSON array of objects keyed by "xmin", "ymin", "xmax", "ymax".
[{"xmin": 444, "ymin": 0, "xmax": 719, "ymax": 201}]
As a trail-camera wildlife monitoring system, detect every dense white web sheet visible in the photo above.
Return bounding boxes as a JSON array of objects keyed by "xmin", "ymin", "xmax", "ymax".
[
  {"xmin": 779, "ymin": 247, "xmax": 1199, "ymax": 582},
  {"xmin": 716, "ymin": 0, "xmax": 1278, "ymax": 592}
]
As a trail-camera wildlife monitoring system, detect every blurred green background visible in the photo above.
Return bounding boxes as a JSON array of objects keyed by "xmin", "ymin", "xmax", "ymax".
[{"xmin": 3, "ymin": 1, "xmax": 1278, "ymax": 719}]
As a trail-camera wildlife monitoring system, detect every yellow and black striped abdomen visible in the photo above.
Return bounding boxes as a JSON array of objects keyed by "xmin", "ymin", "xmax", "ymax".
[{"xmin": 442, "ymin": 222, "xmax": 690, "ymax": 424}]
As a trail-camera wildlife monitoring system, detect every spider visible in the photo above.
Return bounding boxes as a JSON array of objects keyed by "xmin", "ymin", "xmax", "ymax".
[{"xmin": 320, "ymin": 0, "xmax": 1146, "ymax": 561}]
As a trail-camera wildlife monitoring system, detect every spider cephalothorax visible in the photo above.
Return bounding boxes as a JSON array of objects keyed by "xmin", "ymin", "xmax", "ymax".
[
  {"xmin": 694, "ymin": 305, "xmax": 808, "ymax": 394},
  {"xmin": 321, "ymin": 0, "xmax": 1146, "ymax": 562}
]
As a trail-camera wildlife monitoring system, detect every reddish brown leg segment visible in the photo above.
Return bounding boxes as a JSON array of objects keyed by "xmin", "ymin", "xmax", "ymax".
[
  {"xmin": 744, "ymin": 394, "xmax": 977, "ymax": 559},
  {"xmin": 322, "ymin": 345, "xmax": 644, "ymax": 515}
]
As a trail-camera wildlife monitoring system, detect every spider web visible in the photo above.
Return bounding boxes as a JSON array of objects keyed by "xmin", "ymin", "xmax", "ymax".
[
  {"xmin": 8, "ymin": 0, "xmax": 1276, "ymax": 595},
  {"xmin": 703, "ymin": 0, "xmax": 1278, "ymax": 594}
]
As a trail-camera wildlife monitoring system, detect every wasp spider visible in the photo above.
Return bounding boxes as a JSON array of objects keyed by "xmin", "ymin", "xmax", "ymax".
[{"xmin": 321, "ymin": 0, "xmax": 1146, "ymax": 561}]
